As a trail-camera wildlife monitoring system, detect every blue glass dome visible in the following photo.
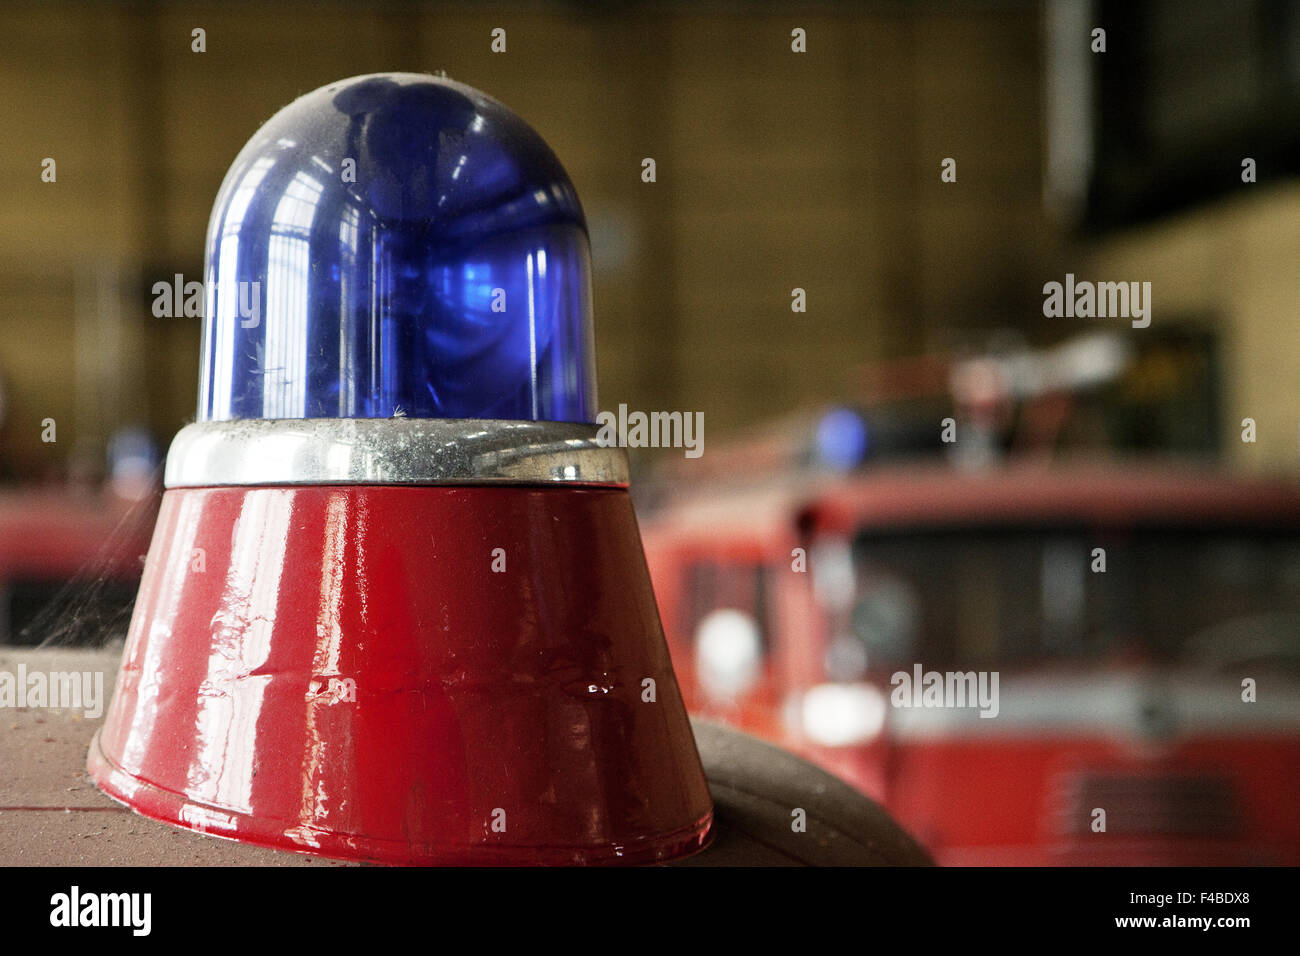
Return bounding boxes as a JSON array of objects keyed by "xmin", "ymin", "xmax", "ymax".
[{"xmin": 198, "ymin": 73, "xmax": 596, "ymax": 423}]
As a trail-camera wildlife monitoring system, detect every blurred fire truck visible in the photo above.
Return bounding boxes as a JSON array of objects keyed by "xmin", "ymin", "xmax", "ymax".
[
  {"xmin": 640, "ymin": 332, "xmax": 1300, "ymax": 865},
  {"xmin": 0, "ymin": 427, "xmax": 159, "ymax": 646}
]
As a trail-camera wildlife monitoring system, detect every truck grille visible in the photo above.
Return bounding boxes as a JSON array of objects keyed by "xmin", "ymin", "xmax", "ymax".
[{"xmin": 1054, "ymin": 771, "xmax": 1242, "ymax": 838}]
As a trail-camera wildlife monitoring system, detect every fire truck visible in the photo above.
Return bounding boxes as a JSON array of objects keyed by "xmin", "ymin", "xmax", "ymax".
[
  {"xmin": 639, "ymin": 334, "xmax": 1300, "ymax": 865},
  {"xmin": 0, "ymin": 425, "xmax": 159, "ymax": 647},
  {"xmin": 0, "ymin": 488, "xmax": 154, "ymax": 647}
]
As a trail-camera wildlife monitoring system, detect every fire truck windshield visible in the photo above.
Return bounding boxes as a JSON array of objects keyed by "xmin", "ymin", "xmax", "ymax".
[{"xmin": 828, "ymin": 524, "xmax": 1300, "ymax": 677}]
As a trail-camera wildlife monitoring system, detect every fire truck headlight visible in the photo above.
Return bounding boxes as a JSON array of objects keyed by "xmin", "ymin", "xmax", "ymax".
[
  {"xmin": 800, "ymin": 682, "xmax": 887, "ymax": 747},
  {"xmin": 695, "ymin": 608, "xmax": 763, "ymax": 700}
]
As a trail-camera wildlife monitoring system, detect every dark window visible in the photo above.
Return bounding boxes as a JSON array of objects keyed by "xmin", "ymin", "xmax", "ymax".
[
  {"xmin": 681, "ymin": 560, "xmax": 770, "ymax": 652},
  {"xmin": 1087, "ymin": 0, "xmax": 1300, "ymax": 229},
  {"xmin": 847, "ymin": 524, "xmax": 1300, "ymax": 673}
]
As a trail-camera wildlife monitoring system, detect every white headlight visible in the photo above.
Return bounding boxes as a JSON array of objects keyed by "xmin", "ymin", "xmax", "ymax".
[
  {"xmin": 695, "ymin": 608, "xmax": 762, "ymax": 700},
  {"xmin": 800, "ymin": 682, "xmax": 887, "ymax": 746}
]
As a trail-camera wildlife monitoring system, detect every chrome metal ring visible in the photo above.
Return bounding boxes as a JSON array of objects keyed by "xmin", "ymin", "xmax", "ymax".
[{"xmin": 163, "ymin": 418, "xmax": 628, "ymax": 488}]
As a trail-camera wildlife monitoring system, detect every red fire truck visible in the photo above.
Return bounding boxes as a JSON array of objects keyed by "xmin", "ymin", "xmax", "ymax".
[
  {"xmin": 0, "ymin": 488, "xmax": 154, "ymax": 646},
  {"xmin": 640, "ymin": 338, "xmax": 1300, "ymax": 865}
]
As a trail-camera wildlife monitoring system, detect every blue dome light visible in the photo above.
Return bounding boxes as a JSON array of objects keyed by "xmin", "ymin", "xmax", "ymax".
[
  {"xmin": 815, "ymin": 407, "xmax": 870, "ymax": 470},
  {"xmin": 198, "ymin": 73, "xmax": 596, "ymax": 423}
]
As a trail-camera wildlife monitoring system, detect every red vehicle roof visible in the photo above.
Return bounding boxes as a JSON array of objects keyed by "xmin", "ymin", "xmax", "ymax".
[
  {"xmin": 0, "ymin": 489, "xmax": 154, "ymax": 577},
  {"xmin": 644, "ymin": 458, "xmax": 1300, "ymax": 546}
]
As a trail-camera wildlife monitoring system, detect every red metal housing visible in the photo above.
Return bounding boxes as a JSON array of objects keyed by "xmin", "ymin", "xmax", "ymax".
[{"xmin": 90, "ymin": 483, "xmax": 713, "ymax": 865}]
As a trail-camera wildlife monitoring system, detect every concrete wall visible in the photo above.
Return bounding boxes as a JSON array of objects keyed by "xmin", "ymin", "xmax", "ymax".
[{"xmin": 1086, "ymin": 183, "xmax": 1300, "ymax": 473}]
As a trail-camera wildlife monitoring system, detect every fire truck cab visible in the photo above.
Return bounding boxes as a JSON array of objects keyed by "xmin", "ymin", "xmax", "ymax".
[{"xmin": 642, "ymin": 459, "xmax": 1300, "ymax": 865}]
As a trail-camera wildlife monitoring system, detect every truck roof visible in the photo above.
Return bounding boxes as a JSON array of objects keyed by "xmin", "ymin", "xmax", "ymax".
[{"xmin": 642, "ymin": 458, "xmax": 1300, "ymax": 546}]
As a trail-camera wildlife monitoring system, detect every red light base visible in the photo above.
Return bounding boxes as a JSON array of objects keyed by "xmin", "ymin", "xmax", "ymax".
[{"xmin": 89, "ymin": 484, "xmax": 713, "ymax": 865}]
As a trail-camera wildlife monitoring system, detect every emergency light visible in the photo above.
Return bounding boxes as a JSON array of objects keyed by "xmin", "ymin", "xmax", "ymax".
[{"xmin": 89, "ymin": 73, "xmax": 713, "ymax": 865}]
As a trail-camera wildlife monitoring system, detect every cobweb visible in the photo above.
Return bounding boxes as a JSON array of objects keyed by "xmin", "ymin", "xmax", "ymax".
[{"xmin": 17, "ymin": 469, "xmax": 165, "ymax": 652}]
